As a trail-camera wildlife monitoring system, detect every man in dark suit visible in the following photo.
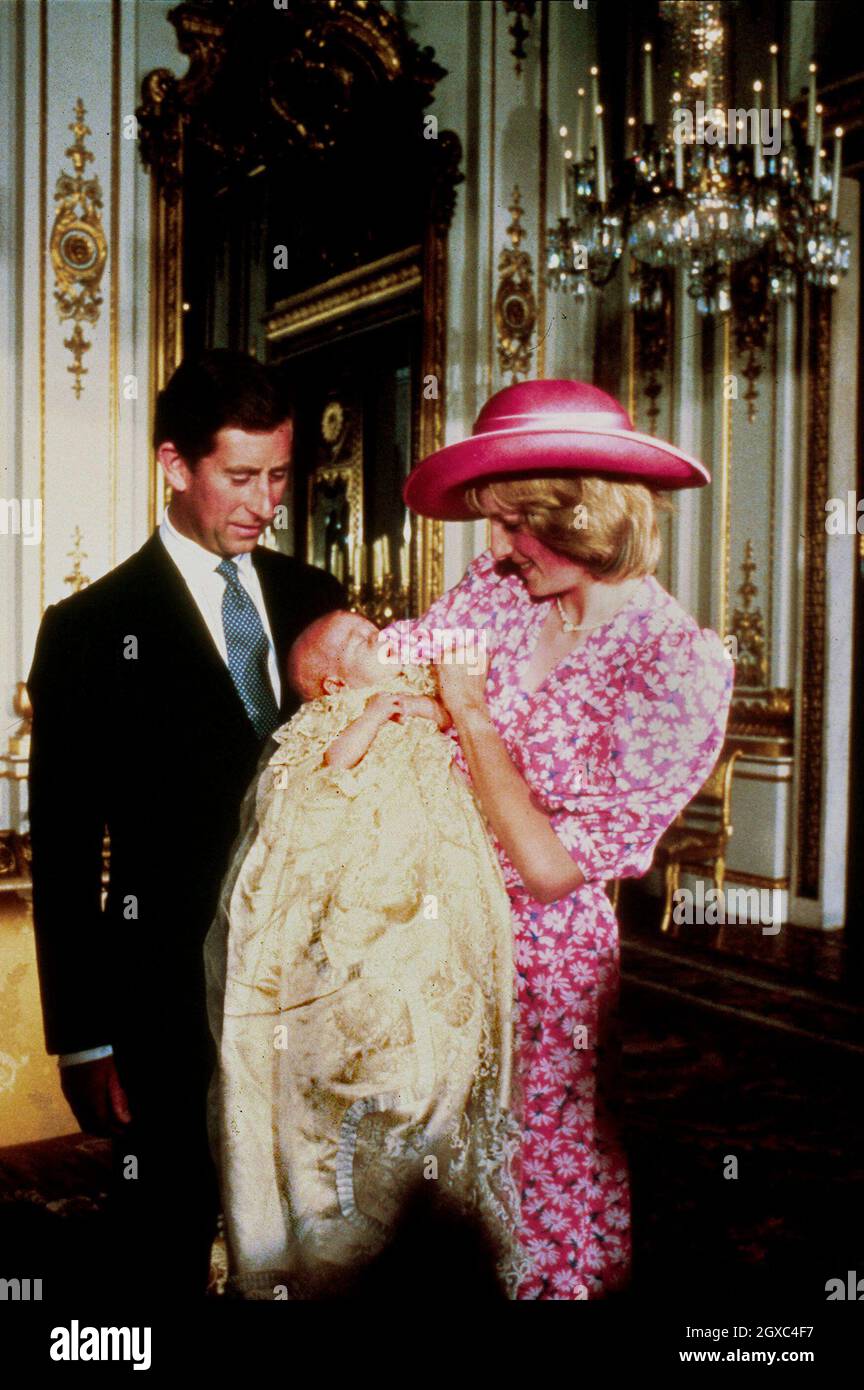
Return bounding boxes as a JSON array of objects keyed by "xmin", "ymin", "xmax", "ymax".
[{"xmin": 27, "ymin": 350, "xmax": 345, "ymax": 1299}]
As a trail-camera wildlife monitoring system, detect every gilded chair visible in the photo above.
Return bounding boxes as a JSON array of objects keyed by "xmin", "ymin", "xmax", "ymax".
[{"xmin": 653, "ymin": 747, "xmax": 741, "ymax": 933}]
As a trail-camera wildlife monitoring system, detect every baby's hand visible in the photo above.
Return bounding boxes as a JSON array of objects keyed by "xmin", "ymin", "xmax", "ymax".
[
  {"xmin": 365, "ymin": 691, "xmax": 404, "ymax": 726},
  {"xmin": 393, "ymin": 694, "xmax": 453, "ymax": 730}
]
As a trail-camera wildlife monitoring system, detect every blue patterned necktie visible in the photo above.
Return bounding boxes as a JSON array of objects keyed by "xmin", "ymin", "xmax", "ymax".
[{"xmin": 216, "ymin": 558, "xmax": 280, "ymax": 739}]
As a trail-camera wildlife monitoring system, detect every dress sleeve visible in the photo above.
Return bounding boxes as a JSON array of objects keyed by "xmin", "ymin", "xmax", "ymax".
[
  {"xmin": 379, "ymin": 549, "xmax": 504, "ymax": 662},
  {"xmin": 547, "ymin": 625, "xmax": 734, "ymax": 884}
]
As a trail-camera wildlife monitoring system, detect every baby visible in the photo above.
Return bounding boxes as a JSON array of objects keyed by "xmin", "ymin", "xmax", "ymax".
[{"xmin": 204, "ymin": 610, "xmax": 522, "ymax": 1299}]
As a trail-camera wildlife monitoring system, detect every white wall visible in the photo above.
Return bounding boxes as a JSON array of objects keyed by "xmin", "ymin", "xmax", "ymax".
[{"xmin": 1, "ymin": 0, "xmax": 176, "ymax": 830}]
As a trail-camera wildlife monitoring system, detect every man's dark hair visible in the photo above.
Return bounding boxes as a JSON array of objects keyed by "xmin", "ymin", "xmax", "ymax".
[{"xmin": 153, "ymin": 349, "xmax": 292, "ymax": 466}]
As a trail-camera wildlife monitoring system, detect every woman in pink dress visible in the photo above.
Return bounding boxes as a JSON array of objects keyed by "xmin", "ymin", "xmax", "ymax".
[{"xmin": 383, "ymin": 380, "xmax": 733, "ymax": 1300}]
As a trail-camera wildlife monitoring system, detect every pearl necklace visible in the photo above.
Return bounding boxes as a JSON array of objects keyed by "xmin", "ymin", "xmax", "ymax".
[{"xmin": 554, "ymin": 596, "xmax": 612, "ymax": 634}]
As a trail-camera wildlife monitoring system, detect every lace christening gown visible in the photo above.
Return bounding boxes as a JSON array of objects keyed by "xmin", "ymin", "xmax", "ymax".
[{"xmin": 204, "ymin": 662, "xmax": 524, "ymax": 1298}]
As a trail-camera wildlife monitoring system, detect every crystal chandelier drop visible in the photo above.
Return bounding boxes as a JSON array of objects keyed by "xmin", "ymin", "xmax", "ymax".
[{"xmin": 547, "ymin": 0, "xmax": 851, "ymax": 316}]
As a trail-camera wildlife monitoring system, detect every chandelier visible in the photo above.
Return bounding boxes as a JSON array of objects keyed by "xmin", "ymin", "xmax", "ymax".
[{"xmin": 547, "ymin": 0, "xmax": 851, "ymax": 318}]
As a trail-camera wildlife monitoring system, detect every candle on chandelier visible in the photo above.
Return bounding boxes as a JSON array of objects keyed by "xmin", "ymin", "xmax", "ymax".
[
  {"xmin": 575, "ymin": 88, "xmax": 585, "ymax": 163},
  {"xmin": 830, "ymin": 127, "xmax": 843, "ymax": 220},
  {"xmin": 626, "ymin": 115, "xmax": 637, "ymax": 157},
  {"xmin": 753, "ymin": 81, "xmax": 764, "ymax": 177},
  {"xmin": 642, "ymin": 42, "xmax": 654, "ymax": 126},
  {"xmin": 594, "ymin": 104, "xmax": 607, "ymax": 203},
  {"xmin": 400, "ymin": 514, "xmax": 411, "ymax": 591},
  {"xmin": 673, "ymin": 103, "xmax": 684, "ymax": 189},
  {"xmin": 590, "ymin": 64, "xmax": 600, "ymax": 116},
  {"xmin": 782, "ymin": 107, "xmax": 792, "ymax": 149},
  {"xmin": 812, "ymin": 104, "xmax": 822, "ymax": 197},
  {"xmin": 559, "ymin": 128, "xmax": 572, "ymax": 218},
  {"xmin": 351, "ymin": 538, "xmax": 364, "ymax": 589},
  {"xmin": 807, "ymin": 61, "xmax": 817, "ymax": 145},
  {"xmin": 769, "ymin": 44, "xmax": 779, "ymax": 112}
]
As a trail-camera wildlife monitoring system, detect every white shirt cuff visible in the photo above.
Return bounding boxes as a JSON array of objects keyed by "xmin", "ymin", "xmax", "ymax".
[{"xmin": 58, "ymin": 1044, "xmax": 114, "ymax": 1068}]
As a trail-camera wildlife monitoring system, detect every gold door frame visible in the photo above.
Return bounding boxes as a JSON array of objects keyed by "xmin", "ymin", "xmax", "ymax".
[{"xmin": 137, "ymin": 0, "xmax": 461, "ymax": 615}]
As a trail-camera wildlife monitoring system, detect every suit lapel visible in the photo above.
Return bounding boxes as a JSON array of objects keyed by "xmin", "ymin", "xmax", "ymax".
[
  {"xmin": 253, "ymin": 550, "xmax": 293, "ymax": 657},
  {"xmin": 135, "ymin": 533, "xmax": 254, "ymax": 732},
  {"xmin": 253, "ymin": 548, "xmax": 307, "ymax": 720}
]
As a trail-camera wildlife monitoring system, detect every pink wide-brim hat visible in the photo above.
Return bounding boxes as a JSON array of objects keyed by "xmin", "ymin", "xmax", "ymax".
[{"xmin": 403, "ymin": 379, "xmax": 710, "ymax": 520}]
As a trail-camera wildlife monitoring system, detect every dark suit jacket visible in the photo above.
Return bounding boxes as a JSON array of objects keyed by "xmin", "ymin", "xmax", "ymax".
[{"xmin": 27, "ymin": 533, "xmax": 345, "ymax": 1068}]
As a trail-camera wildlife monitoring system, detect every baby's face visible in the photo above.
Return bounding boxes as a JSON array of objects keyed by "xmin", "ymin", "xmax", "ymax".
[{"xmin": 320, "ymin": 613, "xmax": 395, "ymax": 689}]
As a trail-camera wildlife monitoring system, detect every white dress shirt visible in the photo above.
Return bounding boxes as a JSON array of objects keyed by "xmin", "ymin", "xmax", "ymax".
[
  {"xmin": 158, "ymin": 507, "xmax": 281, "ymax": 706},
  {"xmin": 58, "ymin": 512, "xmax": 281, "ymax": 1070}
]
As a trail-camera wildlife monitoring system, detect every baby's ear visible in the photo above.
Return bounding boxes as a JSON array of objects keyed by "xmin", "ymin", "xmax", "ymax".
[{"xmin": 322, "ymin": 675, "xmax": 345, "ymax": 695}]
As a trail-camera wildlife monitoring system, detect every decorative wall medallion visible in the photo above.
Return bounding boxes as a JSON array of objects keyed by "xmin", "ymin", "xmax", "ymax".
[
  {"xmin": 495, "ymin": 187, "xmax": 536, "ymax": 383},
  {"xmin": 321, "ymin": 400, "xmax": 345, "ymax": 446},
  {"xmin": 731, "ymin": 539, "xmax": 769, "ymax": 687},
  {"xmin": 49, "ymin": 100, "xmax": 108, "ymax": 398},
  {"xmin": 502, "ymin": 0, "xmax": 536, "ymax": 77}
]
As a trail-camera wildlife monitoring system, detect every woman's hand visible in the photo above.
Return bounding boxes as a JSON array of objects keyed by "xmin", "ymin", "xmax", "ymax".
[{"xmin": 434, "ymin": 651, "xmax": 490, "ymax": 720}]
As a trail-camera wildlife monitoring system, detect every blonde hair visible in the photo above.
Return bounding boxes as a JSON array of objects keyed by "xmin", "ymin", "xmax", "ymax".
[{"xmin": 463, "ymin": 475, "xmax": 672, "ymax": 580}]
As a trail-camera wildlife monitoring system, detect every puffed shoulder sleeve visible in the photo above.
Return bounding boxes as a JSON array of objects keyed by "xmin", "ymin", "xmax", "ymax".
[
  {"xmin": 548, "ymin": 623, "xmax": 734, "ymax": 884},
  {"xmin": 379, "ymin": 549, "xmax": 504, "ymax": 663}
]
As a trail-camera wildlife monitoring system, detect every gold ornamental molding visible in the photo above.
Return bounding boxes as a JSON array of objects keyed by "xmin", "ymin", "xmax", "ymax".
[
  {"xmin": 265, "ymin": 248, "xmax": 422, "ymax": 344},
  {"xmin": 722, "ymin": 869, "xmax": 790, "ymax": 891},
  {"xmin": 731, "ymin": 539, "xmax": 769, "ymax": 688},
  {"xmin": 633, "ymin": 267, "xmax": 672, "ymax": 433},
  {"xmin": 502, "ymin": 0, "xmax": 537, "ymax": 77},
  {"xmin": 495, "ymin": 186, "xmax": 536, "ymax": 383},
  {"xmin": 305, "ymin": 399, "xmax": 364, "ymax": 572},
  {"xmin": 797, "ymin": 288, "xmax": 830, "ymax": 900},
  {"xmin": 732, "ymin": 255, "xmax": 774, "ymax": 423},
  {"xmin": 63, "ymin": 526, "xmax": 91, "ymax": 594},
  {"xmin": 727, "ymin": 688, "xmax": 794, "ymax": 760},
  {"xmin": 418, "ymin": 200, "xmax": 449, "ymax": 613},
  {"xmin": 49, "ymin": 99, "xmax": 108, "ymax": 398}
]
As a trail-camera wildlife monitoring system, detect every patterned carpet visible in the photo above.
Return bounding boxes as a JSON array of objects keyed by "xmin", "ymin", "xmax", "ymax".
[
  {"xmin": 1, "ymin": 925, "xmax": 860, "ymax": 1303},
  {"xmin": 620, "ymin": 975, "xmax": 863, "ymax": 1303}
]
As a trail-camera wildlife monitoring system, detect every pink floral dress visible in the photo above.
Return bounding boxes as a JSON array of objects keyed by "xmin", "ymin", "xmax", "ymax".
[{"xmin": 382, "ymin": 550, "xmax": 733, "ymax": 1299}]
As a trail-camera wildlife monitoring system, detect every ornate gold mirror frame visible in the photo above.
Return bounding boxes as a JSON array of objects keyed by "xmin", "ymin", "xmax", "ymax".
[{"xmin": 137, "ymin": 0, "xmax": 463, "ymax": 614}]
